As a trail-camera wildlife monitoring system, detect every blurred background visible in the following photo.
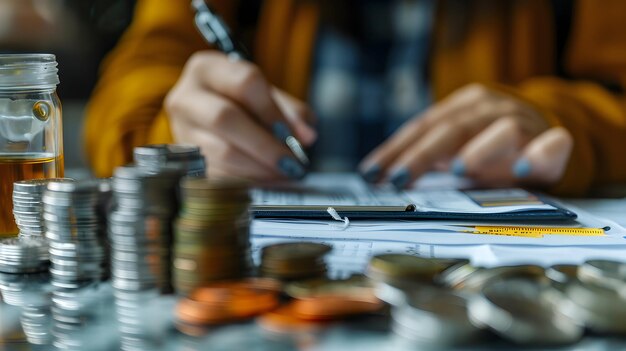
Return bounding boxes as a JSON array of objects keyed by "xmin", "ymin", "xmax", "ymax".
[{"xmin": 0, "ymin": 0, "xmax": 136, "ymax": 178}]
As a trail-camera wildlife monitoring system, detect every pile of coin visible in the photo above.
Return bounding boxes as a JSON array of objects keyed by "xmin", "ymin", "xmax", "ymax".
[
  {"xmin": 559, "ymin": 260, "xmax": 626, "ymax": 334},
  {"xmin": 175, "ymin": 275, "xmax": 384, "ymax": 336},
  {"xmin": 173, "ymin": 177, "xmax": 252, "ymax": 294},
  {"xmin": 134, "ymin": 144, "xmax": 206, "ymax": 176},
  {"xmin": 43, "ymin": 180, "xmax": 107, "ymax": 287},
  {"xmin": 363, "ymin": 254, "xmax": 626, "ymax": 347},
  {"xmin": 176, "ymin": 278, "xmax": 281, "ymax": 331},
  {"xmin": 271, "ymin": 277, "xmax": 381, "ymax": 328},
  {"xmin": 0, "ymin": 237, "xmax": 49, "ymax": 274},
  {"xmin": 469, "ymin": 277, "xmax": 582, "ymax": 345},
  {"xmin": 259, "ymin": 243, "xmax": 331, "ymax": 281}
]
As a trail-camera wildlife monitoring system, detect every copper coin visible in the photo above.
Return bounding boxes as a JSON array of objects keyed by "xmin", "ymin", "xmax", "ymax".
[{"xmin": 292, "ymin": 295, "xmax": 384, "ymax": 320}]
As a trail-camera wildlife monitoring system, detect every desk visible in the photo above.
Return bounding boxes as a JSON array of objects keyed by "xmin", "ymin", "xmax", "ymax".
[{"xmin": 1, "ymin": 198, "xmax": 625, "ymax": 351}]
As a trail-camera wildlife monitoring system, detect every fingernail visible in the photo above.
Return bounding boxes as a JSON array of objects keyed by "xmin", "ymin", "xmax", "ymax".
[
  {"xmin": 278, "ymin": 157, "xmax": 306, "ymax": 180},
  {"xmin": 360, "ymin": 164, "xmax": 381, "ymax": 183},
  {"xmin": 513, "ymin": 158, "xmax": 531, "ymax": 178},
  {"xmin": 272, "ymin": 121, "xmax": 292, "ymax": 141},
  {"xmin": 451, "ymin": 158, "xmax": 466, "ymax": 177},
  {"xmin": 389, "ymin": 167, "xmax": 411, "ymax": 190}
]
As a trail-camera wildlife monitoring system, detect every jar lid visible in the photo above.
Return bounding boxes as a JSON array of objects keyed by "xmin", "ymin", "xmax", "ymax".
[{"xmin": 0, "ymin": 54, "xmax": 59, "ymax": 91}]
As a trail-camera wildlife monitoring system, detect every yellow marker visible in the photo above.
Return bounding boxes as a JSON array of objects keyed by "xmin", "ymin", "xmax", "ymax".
[{"xmin": 465, "ymin": 226, "xmax": 607, "ymax": 238}]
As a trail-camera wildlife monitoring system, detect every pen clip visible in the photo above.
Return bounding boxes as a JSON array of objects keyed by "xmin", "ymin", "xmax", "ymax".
[{"xmin": 191, "ymin": 0, "xmax": 248, "ymax": 60}]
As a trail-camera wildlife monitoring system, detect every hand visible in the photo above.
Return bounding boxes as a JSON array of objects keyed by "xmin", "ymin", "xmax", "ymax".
[
  {"xmin": 359, "ymin": 84, "xmax": 574, "ymax": 189},
  {"xmin": 164, "ymin": 51, "xmax": 316, "ymax": 180}
]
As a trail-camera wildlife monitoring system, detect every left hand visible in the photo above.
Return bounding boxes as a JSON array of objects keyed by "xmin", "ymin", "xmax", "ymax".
[{"xmin": 359, "ymin": 84, "xmax": 574, "ymax": 189}]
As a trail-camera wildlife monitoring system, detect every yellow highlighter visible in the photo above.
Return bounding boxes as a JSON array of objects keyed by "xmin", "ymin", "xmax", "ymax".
[{"xmin": 462, "ymin": 226, "xmax": 608, "ymax": 238}]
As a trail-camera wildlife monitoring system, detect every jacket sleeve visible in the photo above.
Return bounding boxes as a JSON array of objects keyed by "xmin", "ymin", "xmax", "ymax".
[
  {"xmin": 84, "ymin": 0, "xmax": 207, "ymax": 177},
  {"xmin": 514, "ymin": 0, "xmax": 626, "ymax": 196}
]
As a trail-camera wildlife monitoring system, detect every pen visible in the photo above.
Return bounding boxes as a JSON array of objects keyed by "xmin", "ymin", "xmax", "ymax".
[{"xmin": 191, "ymin": 0, "xmax": 310, "ymax": 167}]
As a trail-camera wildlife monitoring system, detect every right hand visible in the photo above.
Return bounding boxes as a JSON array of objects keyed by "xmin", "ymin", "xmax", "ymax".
[{"xmin": 165, "ymin": 51, "xmax": 317, "ymax": 180}]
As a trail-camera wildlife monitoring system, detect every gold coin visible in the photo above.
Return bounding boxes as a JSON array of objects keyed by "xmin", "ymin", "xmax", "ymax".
[
  {"xmin": 368, "ymin": 254, "xmax": 466, "ymax": 281},
  {"xmin": 261, "ymin": 242, "xmax": 332, "ymax": 260}
]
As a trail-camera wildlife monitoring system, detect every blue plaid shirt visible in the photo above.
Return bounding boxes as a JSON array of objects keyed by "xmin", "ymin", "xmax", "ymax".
[{"xmin": 309, "ymin": 0, "xmax": 435, "ymax": 171}]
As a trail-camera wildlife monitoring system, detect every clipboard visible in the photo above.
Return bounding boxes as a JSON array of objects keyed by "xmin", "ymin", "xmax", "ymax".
[{"xmin": 251, "ymin": 179, "xmax": 577, "ymax": 222}]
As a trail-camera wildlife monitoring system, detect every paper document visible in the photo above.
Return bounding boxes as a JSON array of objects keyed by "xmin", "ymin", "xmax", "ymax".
[
  {"xmin": 251, "ymin": 173, "xmax": 626, "ymax": 276},
  {"xmin": 252, "ymin": 203, "xmax": 625, "ymax": 247}
]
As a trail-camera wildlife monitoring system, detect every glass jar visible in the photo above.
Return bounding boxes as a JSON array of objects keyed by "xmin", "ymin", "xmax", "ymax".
[{"xmin": 0, "ymin": 54, "xmax": 64, "ymax": 237}]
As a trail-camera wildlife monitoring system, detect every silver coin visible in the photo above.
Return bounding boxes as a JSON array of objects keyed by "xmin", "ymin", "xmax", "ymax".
[
  {"xmin": 578, "ymin": 259, "xmax": 626, "ymax": 292},
  {"xmin": 468, "ymin": 277, "xmax": 583, "ymax": 345},
  {"xmin": 563, "ymin": 279, "xmax": 626, "ymax": 333}
]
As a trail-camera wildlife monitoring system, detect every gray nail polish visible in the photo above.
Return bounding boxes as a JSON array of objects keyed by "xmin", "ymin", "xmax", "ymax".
[
  {"xmin": 278, "ymin": 157, "xmax": 306, "ymax": 180},
  {"xmin": 361, "ymin": 164, "xmax": 381, "ymax": 183},
  {"xmin": 272, "ymin": 122, "xmax": 292, "ymax": 141},
  {"xmin": 513, "ymin": 158, "xmax": 531, "ymax": 178},
  {"xmin": 451, "ymin": 158, "xmax": 466, "ymax": 177},
  {"xmin": 389, "ymin": 168, "xmax": 411, "ymax": 190}
]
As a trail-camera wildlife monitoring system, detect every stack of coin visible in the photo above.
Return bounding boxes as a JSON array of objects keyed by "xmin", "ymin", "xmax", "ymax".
[
  {"xmin": 97, "ymin": 178, "xmax": 112, "ymax": 280},
  {"xmin": 259, "ymin": 242, "xmax": 331, "ymax": 281},
  {"xmin": 173, "ymin": 177, "xmax": 252, "ymax": 293},
  {"xmin": 0, "ymin": 237, "xmax": 49, "ymax": 274},
  {"xmin": 43, "ymin": 179, "xmax": 107, "ymax": 287},
  {"xmin": 134, "ymin": 144, "xmax": 206, "ymax": 176},
  {"xmin": 51, "ymin": 283, "xmax": 115, "ymax": 350},
  {"xmin": 12, "ymin": 178, "xmax": 68, "ymax": 238},
  {"xmin": 109, "ymin": 165, "xmax": 184, "ymax": 350},
  {"xmin": 0, "ymin": 272, "xmax": 53, "ymax": 345},
  {"xmin": 109, "ymin": 165, "xmax": 183, "ymax": 294}
]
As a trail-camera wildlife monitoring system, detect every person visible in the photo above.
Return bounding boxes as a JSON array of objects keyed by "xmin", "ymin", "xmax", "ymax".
[{"xmin": 85, "ymin": 0, "xmax": 626, "ymax": 196}]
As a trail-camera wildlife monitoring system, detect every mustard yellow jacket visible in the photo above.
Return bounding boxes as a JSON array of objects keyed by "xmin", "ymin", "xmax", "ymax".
[{"xmin": 85, "ymin": 0, "xmax": 626, "ymax": 195}]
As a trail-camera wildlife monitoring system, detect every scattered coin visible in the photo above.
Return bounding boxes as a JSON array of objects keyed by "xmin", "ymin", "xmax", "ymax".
[
  {"xmin": 290, "ymin": 295, "xmax": 383, "ymax": 320},
  {"xmin": 563, "ymin": 277, "xmax": 626, "ymax": 334},
  {"xmin": 175, "ymin": 279, "xmax": 280, "ymax": 325},
  {"xmin": 256, "ymin": 305, "xmax": 329, "ymax": 336},
  {"xmin": 392, "ymin": 288, "xmax": 482, "ymax": 347},
  {"xmin": 442, "ymin": 265, "xmax": 546, "ymax": 292},
  {"xmin": 468, "ymin": 277, "xmax": 582, "ymax": 345},
  {"xmin": 578, "ymin": 259, "xmax": 626, "ymax": 292},
  {"xmin": 367, "ymin": 254, "xmax": 467, "ymax": 286},
  {"xmin": 260, "ymin": 242, "xmax": 331, "ymax": 281}
]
